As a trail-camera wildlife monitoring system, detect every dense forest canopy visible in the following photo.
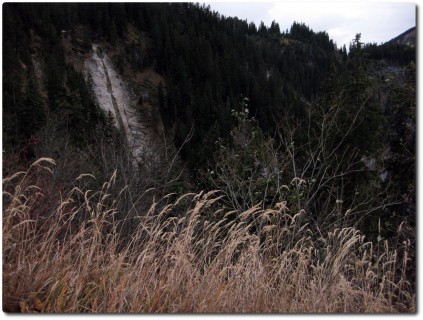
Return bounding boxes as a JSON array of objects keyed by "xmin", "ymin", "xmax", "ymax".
[{"xmin": 3, "ymin": 3, "xmax": 339, "ymax": 159}]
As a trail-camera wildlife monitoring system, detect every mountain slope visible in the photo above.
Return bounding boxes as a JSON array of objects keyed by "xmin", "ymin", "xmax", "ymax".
[
  {"xmin": 386, "ymin": 26, "xmax": 416, "ymax": 46},
  {"xmin": 2, "ymin": 3, "xmax": 338, "ymax": 168}
]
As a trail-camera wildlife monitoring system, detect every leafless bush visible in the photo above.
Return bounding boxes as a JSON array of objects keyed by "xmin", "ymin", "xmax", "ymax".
[{"xmin": 30, "ymin": 119, "xmax": 192, "ymax": 236}]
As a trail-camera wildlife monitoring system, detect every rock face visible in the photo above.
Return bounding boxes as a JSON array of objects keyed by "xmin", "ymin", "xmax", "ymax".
[{"xmin": 85, "ymin": 44, "xmax": 147, "ymax": 163}]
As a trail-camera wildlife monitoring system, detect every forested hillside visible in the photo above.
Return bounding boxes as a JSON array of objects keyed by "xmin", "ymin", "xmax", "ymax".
[
  {"xmin": 3, "ymin": 3, "xmax": 338, "ymax": 165},
  {"xmin": 2, "ymin": 3, "xmax": 416, "ymax": 313}
]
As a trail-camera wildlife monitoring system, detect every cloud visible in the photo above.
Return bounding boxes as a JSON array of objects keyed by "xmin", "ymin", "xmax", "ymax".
[{"xmin": 207, "ymin": 2, "xmax": 271, "ymax": 24}]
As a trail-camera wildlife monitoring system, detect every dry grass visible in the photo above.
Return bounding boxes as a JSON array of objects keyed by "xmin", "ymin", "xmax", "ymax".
[{"xmin": 2, "ymin": 158, "xmax": 415, "ymax": 313}]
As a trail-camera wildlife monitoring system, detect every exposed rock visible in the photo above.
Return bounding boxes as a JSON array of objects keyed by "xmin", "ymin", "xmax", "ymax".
[{"xmin": 85, "ymin": 44, "xmax": 150, "ymax": 163}]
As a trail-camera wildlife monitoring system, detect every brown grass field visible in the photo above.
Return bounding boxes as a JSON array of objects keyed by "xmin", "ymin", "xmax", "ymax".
[{"xmin": 2, "ymin": 158, "xmax": 415, "ymax": 313}]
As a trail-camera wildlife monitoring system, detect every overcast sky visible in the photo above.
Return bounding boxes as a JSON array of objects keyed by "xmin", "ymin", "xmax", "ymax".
[{"xmin": 206, "ymin": 1, "xmax": 416, "ymax": 48}]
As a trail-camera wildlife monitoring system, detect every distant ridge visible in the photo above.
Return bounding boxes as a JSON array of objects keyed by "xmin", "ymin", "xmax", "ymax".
[{"xmin": 385, "ymin": 26, "xmax": 416, "ymax": 46}]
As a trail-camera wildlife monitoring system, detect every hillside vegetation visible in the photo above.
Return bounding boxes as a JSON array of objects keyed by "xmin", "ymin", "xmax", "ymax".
[{"xmin": 2, "ymin": 3, "xmax": 416, "ymax": 313}]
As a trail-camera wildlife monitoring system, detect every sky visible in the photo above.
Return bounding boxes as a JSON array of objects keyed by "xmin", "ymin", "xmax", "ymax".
[{"xmin": 206, "ymin": 1, "xmax": 416, "ymax": 48}]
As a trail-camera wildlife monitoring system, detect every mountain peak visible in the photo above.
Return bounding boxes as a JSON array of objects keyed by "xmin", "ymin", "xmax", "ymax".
[{"xmin": 386, "ymin": 26, "xmax": 416, "ymax": 46}]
